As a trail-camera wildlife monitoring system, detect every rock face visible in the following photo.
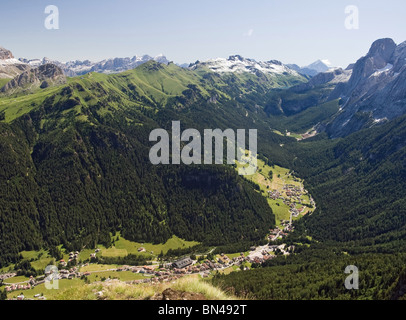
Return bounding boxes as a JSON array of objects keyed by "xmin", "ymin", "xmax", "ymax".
[
  {"xmin": 0, "ymin": 47, "xmax": 14, "ymax": 60},
  {"xmin": 0, "ymin": 47, "xmax": 30, "ymax": 80},
  {"xmin": 151, "ymin": 288, "xmax": 206, "ymax": 301},
  {"xmin": 326, "ymin": 38, "xmax": 406, "ymax": 137},
  {"xmin": 292, "ymin": 67, "xmax": 352, "ymax": 93},
  {"xmin": 1, "ymin": 64, "xmax": 66, "ymax": 93}
]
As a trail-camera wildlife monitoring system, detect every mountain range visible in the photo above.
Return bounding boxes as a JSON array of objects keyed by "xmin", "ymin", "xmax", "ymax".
[
  {"xmin": 189, "ymin": 55, "xmax": 300, "ymax": 76},
  {"xmin": 2, "ymin": 47, "xmax": 334, "ymax": 78},
  {"xmin": 3, "ymin": 38, "xmax": 406, "ymax": 138},
  {"xmin": 18, "ymin": 54, "xmax": 171, "ymax": 77}
]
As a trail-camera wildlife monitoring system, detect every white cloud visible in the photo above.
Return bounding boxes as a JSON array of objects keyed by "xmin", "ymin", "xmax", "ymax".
[{"xmin": 243, "ymin": 29, "xmax": 254, "ymax": 37}]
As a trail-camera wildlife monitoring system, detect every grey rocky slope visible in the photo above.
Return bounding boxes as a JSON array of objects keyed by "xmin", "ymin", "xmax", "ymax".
[
  {"xmin": 326, "ymin": 38, "xmax": 406, "ymax": 137},
  {"xmin": 0, "ymin": 63, "xmax": 66, "ymax": 93},
  {"xmin": 0, "ymin": 46, "xmax": 30, "ymax": 79},
  {"xmin": 0, "ymin": 47, "xmax": 14, "ymax": 60}
]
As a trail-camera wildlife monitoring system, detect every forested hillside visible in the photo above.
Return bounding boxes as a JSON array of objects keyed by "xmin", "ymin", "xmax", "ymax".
[
  {"xmin": 1, "ymin": 61, "xmax": 307, "ymax": 267},
  {"xmin": 212, "ymin": 250, "xmax": 406, "ymax": 300},
  {"xmin": 285, "ymin": 114, "xmax": 406, "ymax": 252}
]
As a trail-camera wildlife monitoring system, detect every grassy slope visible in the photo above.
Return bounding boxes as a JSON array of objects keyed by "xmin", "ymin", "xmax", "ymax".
[
  {"xmin": 0, "ymin": 61, "xmax": 224, "ymax": 125},
  {"xmin": 0, "ymin": 60, "xmax": 307, "ymax": 127},
  {"xmin": 55, "ymin": 275, "xmax": 236, "ymax": 300},
  {"xmin": 7, "ymin": 275, "xmax": 236, "ymax": 300},
  {"xmin": 0, "ymin": 85, "xmax": 62, "ymax": 122},
  {"xmin": 12, "ymin": 234, "xmax": 199, "ymax": 272},
  {"xmin": 97, "ymin": 234, "xmax": 199, "ymax": 258}
]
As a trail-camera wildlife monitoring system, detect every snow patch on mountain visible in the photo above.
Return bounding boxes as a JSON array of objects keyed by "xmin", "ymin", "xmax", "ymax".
[
  {"xmin": 190, "ymin": 55, "xmax": 298, "ymax": 76},
  {"xmin": 371, "ymin": 63, "xmax": 393, "ymax": 77},
  {"xmin": 0, "ymin": 58, "xmax": 25, "ymax": 66}
]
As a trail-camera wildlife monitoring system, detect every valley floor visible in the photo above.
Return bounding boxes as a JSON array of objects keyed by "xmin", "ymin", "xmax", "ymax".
[{"xmin": 2, "ymin": 161, "xmax": 316, "ymax": 300}]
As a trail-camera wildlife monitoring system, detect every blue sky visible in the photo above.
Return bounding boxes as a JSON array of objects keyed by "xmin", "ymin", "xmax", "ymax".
[{"xmin": 1, "ymin": 0, "xmax": 405, "ymax": 67}]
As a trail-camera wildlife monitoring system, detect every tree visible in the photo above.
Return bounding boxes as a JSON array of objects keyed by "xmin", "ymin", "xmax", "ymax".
[{"xmin": 0, "ymin": 289, "xmax": 7, "ymax": 300}]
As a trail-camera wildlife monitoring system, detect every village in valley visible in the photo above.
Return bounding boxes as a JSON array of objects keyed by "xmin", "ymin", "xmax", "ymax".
[
  {"xmin": 1, "ymin": 240, "xmax": 296, "ymax": 300},
  {"xmin": 267, "ymin": 180, "xmax": 316, "ymax": 241},
  {"xmin": 1, "ymin": 160, "xmax": 315, "ymax": 300},
  {"xmin": 237, "ymin": 157, "xmax": 316, "ymax": 239}
]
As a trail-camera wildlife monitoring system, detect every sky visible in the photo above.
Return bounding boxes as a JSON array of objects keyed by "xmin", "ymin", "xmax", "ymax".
[{"xmin": 1, "ymin": 0, "xmax": 406, "ymax": 67}]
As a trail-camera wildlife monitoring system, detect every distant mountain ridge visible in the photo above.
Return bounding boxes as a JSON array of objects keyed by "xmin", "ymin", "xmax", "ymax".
[
  {"xmin": 287, "ymin": 59, "xmax": 335, "ymax": 77},
  {"xmin": 10, "ymin": 47, "xmax": 319, "ymax": 79},
  {"xmin": 6, "ymin": 39, "xmax": 406, "ymax": 139},
  {"xmin": 189, "ymin": 55, "xmax": 300, "ymax": 76},
  {"xmin": 19, "ymin": 54, "xmax": 171, "ymax": 76}
]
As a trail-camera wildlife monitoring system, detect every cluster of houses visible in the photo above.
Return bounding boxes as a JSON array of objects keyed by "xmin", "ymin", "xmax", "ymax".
[
  {"xmin": 6, "ymin": 265, "xmax": 89, "ymax": 295},
  {"xmin": 4, "ymin": 275, "xmax": 45, "ymax": 293},
  {"xmin": 57, "ymin": 267, "xmax": 81, "ymax": 279},
  {"xmin": 218, "ymin": 253, "xmax": 231, "ymax": 264},
  {"xmin": 268, "ymin": 183, "xmax": 305, "ymax": 204},
  {"xmin": 282, "ymin": 184, "xmax": 306, "ymax": 207},
  {"xmin": 290, "ymin": 205, "xmax": 306, "ymax": 218},
  {"xmin": 5, "ymin": 282, "xmax": 32, "ymax": 293},
  {"xmin": 172, "ymin": 260, "xmax": 221, "ymax": 275},
  {"xmin": 168, "ymin": 256, "xmax": 218, "ymax": 275},
  {"xmin": 284, "ymin": 184, "xmax": 303, "ymax": 197},
  {"xmin": 281, "ymin": 220, "xmax": 295, "ymax": 232},
  {"xmin": 268, "ymin": 227, "xmax": 289, "ymax": 241},
  {"xmin": 246, "ymin": 245, "xmax": 277, "ymax": 264},
  {"xmin": 127, "ymin": 274, "xmax": 183, "ymax": 285},
  {"xmin": 59, "ymin": 251, "xmax": 81, "ymax": 267},
  {"xmin": 246, "ymin": 253, "xmax": 274, "ymax": 264},
  {"xmin": 268, "ymin": 189, "xmax": 281, "ymax": 200},
  {"xmin": 268, "ymin": 183, "xmax": 312, "ymax": 227},
  {"xmin": 131, "ymin": 265, "xmax": 155, "ymax": 273}
]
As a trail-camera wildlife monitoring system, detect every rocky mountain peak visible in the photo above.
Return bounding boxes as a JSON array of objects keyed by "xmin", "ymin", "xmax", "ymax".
[
  {"xmin": 326, "ymin": 38, "xmax": 406, "ymax": 138},
  {"xmin": 0, "ymin": 47, "xmax": 14, "ymax": 60},
  {"xmin": 37, "ymin": 63, "xmax": 65, "ymax": 79},
  {"xmin": 1, "ymin": 63, "xmax": 66, "ymax": 93},
  {"xmin": 344, "ymin": 38, "xmax": 396, "ymax": 90},
  {"xmin": 367, "ymin": 38, "xmax": 396, "ymax": 62},
  {"xmin": 228, "ymin": 55, "xmax": 245, "ymax": 62}
]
